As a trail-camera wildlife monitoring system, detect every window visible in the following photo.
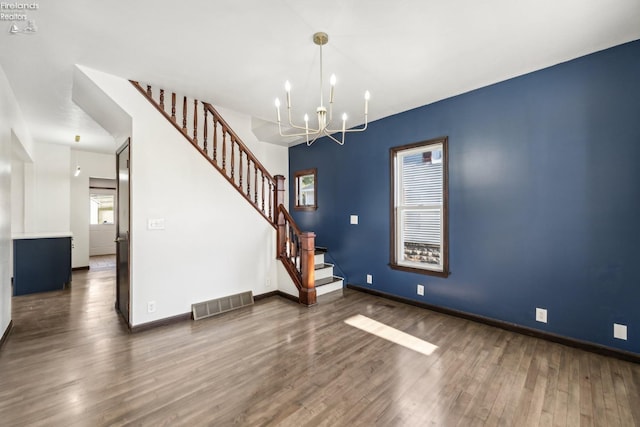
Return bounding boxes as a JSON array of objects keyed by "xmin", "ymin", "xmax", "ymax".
[
  {"xmin": 90, "ymin": 193, "xmax": 115, "ymax": 224},
  {"xmin": 390, "ymin": 137, "xmax": 449, "ymax": 276},
  {"xmin": 294, "ymin": 168, "xmax": 317, "ymax": 211}
]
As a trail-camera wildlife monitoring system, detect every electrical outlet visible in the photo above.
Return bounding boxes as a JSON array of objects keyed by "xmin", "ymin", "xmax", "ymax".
[
  {"xmin": 614, "ymin": 323, "xmax": 628, "ymax": 340},
  {"xmin": 266, "ymin": 277, "xmax": 272, "ymax": 288},
  {"xmin": 147, "ymin": 301, "xmax": 156, "ymax": 313},
  {"xmin": 536, "ymin": 308, "xmax": 547, "ymax": 323},
  {"xmin": 417, "ymin": 284, "xmax": 424, "ymax": 296},
  {"xmin": 366, "ymin": 274, "xmax": 373, "ymax": 284}
]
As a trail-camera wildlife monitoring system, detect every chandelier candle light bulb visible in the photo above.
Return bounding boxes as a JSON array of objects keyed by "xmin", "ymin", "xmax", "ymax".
[
  {"xmin": 274, "ymin": 98, "xmax": 281, "ymax": 122},
  {"xmin": 285, "ymin": 80, "xmax": 292, "ymax": 108},
  {"xmin": 274, "ymin": 32, "xmax": 370, "ymax": 146},
  {"xmin": 329, "ymin": 74, "xmax": 336, "ymax": 103},
  {"xmin": 365, "ymin": 91, "xmax": 370, "ymax": 115}
]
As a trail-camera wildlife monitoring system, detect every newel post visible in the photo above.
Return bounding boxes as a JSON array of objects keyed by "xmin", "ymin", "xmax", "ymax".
[{"xmin": 299, "ymin": 231, "xmax": 317, "ymax": 306}]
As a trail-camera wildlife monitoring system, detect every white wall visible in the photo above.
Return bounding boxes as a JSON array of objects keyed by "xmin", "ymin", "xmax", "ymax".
[
  {"xmin": 11, "ymin": 158, "xmax": 24, "ymax": 235},
  {"xmin": 89, "ymin": 223, "xmax": 116, "ymax": 255},
  {"xmin": 77, "ymin": 65, "xmax": 292, "ymax": 326},
  {"xmin": 0, "ymin": 94, "xmax": 11, "ymax": 341},
  {"xmin": 1, "ymin": 64, "xmax": 35, "ymax": 340},
  {"xmin": 31, "ymin": 142, "xmax": 71, "ymax": 233},
  {"xmin": 70, "ymin": 150, "xmax": 116, "ymax": 268},
  {"xmin": 215, "ymin": 106, "xmax": 289, "ymax": 193}
]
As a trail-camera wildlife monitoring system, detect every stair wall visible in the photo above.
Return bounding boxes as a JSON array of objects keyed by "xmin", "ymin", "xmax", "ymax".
[{"xmin": 75, "ymin": 65, "xmax": 291, "ymax": 326}]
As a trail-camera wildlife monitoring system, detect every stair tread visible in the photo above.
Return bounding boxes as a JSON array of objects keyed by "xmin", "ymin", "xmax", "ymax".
[
  {"xmin": 315, "ymin": 247, "xmax": 328, "ymax": 254},
  {"xmin": 314, "ymin": 263, "xmax": 333, "ymax": 270},
  {"xmin": 315, "ymin": 276, "xmax": 343, "ymax": 287}
]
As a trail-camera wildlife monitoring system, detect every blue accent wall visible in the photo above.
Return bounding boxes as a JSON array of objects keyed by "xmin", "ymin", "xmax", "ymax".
[{"xmin": 289, "ymin": 39, "xmax": 640, "ymax": 354}]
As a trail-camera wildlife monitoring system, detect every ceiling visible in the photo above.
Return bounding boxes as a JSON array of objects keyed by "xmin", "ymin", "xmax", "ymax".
[{"xmin": 2, "ymin": 0, "xmax": 639, "ymax": 153}]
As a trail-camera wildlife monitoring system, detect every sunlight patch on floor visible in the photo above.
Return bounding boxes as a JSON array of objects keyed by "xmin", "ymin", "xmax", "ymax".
[{"xmin": 344, "ymin": 314, "xmax": 438, "ymax": 356}]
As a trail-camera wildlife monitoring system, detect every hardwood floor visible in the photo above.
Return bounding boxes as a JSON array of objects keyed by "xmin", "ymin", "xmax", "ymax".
[
  {"xmin": 1, "ymin": 267, "xmax": 639, "ymax": 426},
  {"xmin": 89, "ymin": 254, "xmax": 116, "ymax": 271}
]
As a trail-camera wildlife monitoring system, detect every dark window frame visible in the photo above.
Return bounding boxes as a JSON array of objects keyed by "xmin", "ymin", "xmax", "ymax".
[
  {"xmin": 389, "ymin": 136, "xmax": 450, "ymax": 277},
  {"xmin": 294, "ymin": 168, "xmax": 318, "ymax": 211}
]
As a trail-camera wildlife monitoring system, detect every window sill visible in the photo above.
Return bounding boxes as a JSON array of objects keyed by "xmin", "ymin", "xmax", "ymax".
[
  {"xmin": 294, "ymin": 206, "xmax": 318, "ymax": 211},
  {"xmin": 389, "ymin": 262, "xmax": 450, "ymax": 278}
]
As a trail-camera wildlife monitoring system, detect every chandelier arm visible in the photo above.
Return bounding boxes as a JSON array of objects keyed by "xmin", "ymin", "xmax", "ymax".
[
  {"xmin": 326, "ymin": 120, "xmax": 368, "ymax": 133},
  {"xmin": 279, "ymin": 129, "xmax": 325, "ymax": 138},
  {"xmin": 322, "ymin": 130, "xmax": 346, "ymax": 146},
  {"xmin": 277, "ymin": 117, "xmax": 323, "ymax": 138},
  {"xmin": 306, "ymin": 133, "xmax": 322, "ymax": 146},
  {"xmin": 285, "ymin": 107, "xmax": 311, "ymax": 131}
]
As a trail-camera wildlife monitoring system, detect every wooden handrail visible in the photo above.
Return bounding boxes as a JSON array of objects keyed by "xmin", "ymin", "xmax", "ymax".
[
  {"xmin": 130, "ymin": 81, "xmax": 280, "ymax": 227},
  {"xmin": 130, "ymin": 81, "xmax": 315, "ymax": 306},
  {"xmin": 277, "ymin": 203, "xmax": 302, "ymax": 236},
  {"xmin": 202, "ymin": 103, "xmax": 275, "ymax": 184}
]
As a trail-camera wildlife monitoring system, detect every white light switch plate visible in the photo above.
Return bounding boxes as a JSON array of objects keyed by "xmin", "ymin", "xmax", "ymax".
[
  {"xmin": 148, "ymin": 218, "xmax": 165, "ymax": 230},
  {"xmin": 350, "ymin": 215, "xmax": 358, "ymax": 225},
  {"xmin": 614, "ymin": 323, "xmax": 628, "ymax": 340}
]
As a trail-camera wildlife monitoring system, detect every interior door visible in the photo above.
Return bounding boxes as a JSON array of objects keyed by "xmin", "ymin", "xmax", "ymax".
[{"xmin": 116, "ymin": 140, "xmax": 131, "ymax": 325}]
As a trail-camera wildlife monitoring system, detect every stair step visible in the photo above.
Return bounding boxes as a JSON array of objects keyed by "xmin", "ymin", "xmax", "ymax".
[
  {"xmin": 314, "ymin": 247, "xmax": 327, "ymax": 264},
  {"xmin": 315, "ymin": 263, "xmax": 335, "ymax": 281},
  {"xmin": 315, "ymin": 275, "xmax": 344, "ymax": 296}
]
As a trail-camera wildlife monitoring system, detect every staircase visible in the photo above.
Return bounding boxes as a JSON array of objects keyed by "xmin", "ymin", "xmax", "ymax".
[
  {"xmin": 314, "ymin": 248, "xmax": 344, "ymax": 296},
  {"xmin": 130, "ymin": 81, "xmax": 343, "ymax": 305}
]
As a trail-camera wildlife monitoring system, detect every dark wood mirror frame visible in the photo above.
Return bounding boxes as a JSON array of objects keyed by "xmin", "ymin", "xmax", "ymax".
[{"xmin": 294, "ymin": 168, "xmax": 318, "ymax": 211}]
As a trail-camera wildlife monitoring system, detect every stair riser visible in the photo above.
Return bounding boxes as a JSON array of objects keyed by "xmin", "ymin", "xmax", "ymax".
[
  {"xmin": 315, "ymin": 266, "xmax": 334, "ymax": 281},
  {"xmin": 316, "ymin": 279, "xmax": 344, "ymax": 296},
  {"xmin": 314, "ymin": 253, "xmax": 325, "ymax": 265}
]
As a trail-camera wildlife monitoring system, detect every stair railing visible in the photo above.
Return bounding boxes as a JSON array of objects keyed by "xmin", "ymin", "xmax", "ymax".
[
  {"xmin": 131, "ymin": 81, "xmax": 317, "ymax": 305},
  {"xmin": 131, "ymin": 81, "xmax": 282, "ymax": 226},
  {"xmin": 276, "ymin": 204, "xmax": 316, "ymax": 306}
]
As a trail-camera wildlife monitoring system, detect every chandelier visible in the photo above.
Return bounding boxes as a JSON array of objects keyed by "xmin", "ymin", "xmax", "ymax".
[{"xmin": 274, "ymin": 32, "xmax": 370, "ymax": 146}]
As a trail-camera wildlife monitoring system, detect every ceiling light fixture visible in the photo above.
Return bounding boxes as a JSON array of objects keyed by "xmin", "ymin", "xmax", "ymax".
[
  {"xmin": 274, "ymin": 32, "xmax": 370, "ymax": 146},
  {"xmin": 73, "ymin": 135, "xmax": 81, "ymax": 177}
]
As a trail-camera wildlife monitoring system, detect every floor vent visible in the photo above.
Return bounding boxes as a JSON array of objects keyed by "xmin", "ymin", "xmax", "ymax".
[{"xmin": 192, "ymin": 291, "xmax": 254, "ymax": 321}]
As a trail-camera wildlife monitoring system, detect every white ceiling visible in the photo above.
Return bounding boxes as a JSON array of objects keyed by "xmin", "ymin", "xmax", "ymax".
[{"xmin": 2, "ymin": 0, "xmax": 639, "ymax": 153}]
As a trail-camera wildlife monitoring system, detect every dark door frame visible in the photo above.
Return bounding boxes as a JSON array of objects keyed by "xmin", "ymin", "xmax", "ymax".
[{"xmin": 115, "ymin": 138, "xmax": 131, "ymax": 327}]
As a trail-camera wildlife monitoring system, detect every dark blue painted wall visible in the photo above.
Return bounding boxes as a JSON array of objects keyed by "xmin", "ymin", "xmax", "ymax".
[{"xmin": 289, "ymin": 40, "xmax": 640, "ymax": 354}]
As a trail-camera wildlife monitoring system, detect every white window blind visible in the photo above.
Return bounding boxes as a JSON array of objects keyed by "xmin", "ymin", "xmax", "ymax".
[{"xmin": 394, "ymin": 142, "xmax": 446, "ymax": 272}]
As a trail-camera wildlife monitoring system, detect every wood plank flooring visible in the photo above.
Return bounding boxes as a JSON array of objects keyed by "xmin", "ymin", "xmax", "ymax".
[{"xmin": 1, "ymin": 266, "xmax": 639, "ymax": 426}]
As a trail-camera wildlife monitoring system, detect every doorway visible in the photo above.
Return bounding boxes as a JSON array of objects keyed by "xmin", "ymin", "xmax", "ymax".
[
  {"xmin": 115, "ymin": 140, "xmax": 131, "ymax": 325},
  {"xmin": 89, "ymin": 178, "xmax": 117, "ymax": 269}
]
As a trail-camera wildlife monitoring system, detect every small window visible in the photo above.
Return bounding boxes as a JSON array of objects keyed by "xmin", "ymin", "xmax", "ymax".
[
  {"xmin": 390, "ymin": 137, "xmax": 449, "ymax": 277},
  {"xmin": 90, "ymin": 194, "xmax": 115, "ymax": 225},
  {"xmin": 294, "ymin": 168, "xmax": 317, "ymax": 211}
]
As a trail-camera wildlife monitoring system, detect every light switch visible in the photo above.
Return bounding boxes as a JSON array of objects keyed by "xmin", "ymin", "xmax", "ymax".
[
  {"xmin": 350, "ymin": 215, "xmax": 358, "ymax": 225},
  {"xmin": 148, "ymin": 218, "xmax": 165, "ymax": 230}
]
